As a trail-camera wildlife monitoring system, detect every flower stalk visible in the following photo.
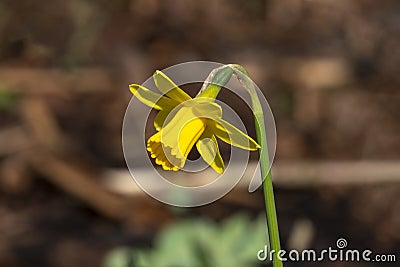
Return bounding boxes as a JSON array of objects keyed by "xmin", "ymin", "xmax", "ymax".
[{"xmin": 202, "ymin": 64, "xmax": 283, "ymax": 267}]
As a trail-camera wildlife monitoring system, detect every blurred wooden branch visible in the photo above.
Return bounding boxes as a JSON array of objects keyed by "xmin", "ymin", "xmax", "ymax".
[
  {"xmin": 272, "ymin": 161, "xmax": 400, "ymax": 186},
  {"xmin": 27, "ymin": 152, "xmax": 173, "ymax": 227},
  {"xmin": 0, "ymin": 126, "xmax": 32, "ymax": 156},
  {"xmin": 100, "ymin": 161, "xmax": 400, "ymax": 196},
  {"xmin": 19, "ymin": 98, "xmax": 64, "ymax": 152},
  {"xmin": 29, "ymin": 153, "xmax": 129, "ymax": 221},
  {"xmin": 0, "ymin": 67, "xmax": 112, "ymax": 96}
]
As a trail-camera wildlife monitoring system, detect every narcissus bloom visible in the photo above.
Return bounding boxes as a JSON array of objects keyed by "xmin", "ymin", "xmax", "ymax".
[{"xmin": 130, "ymin": 71, "xmax": 259, "ymax": 174}]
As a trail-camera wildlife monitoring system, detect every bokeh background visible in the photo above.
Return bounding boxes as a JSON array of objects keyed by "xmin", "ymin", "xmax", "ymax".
[{"xmin": 0, "ymin": 0, "xmax": 399, "ymax": 266}]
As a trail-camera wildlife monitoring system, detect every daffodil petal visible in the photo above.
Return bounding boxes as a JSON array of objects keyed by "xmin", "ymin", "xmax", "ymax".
[
  {"xmin": 130, "ymin": 84, "xmax": 179, "ymax": 110},
  {"xmin": 153, "ymin": 70, "xmax": 191, "ymax": 103},
  {"xmin": 155, "ymin": 99, "xmax": 221, "ymax": 131},
  {"xmin": 196, "ymin": 130, "xmax": 224, "ymax": 174},
  {"xmin": 214, "ymin": 119, "xmax": 260, "ymax": 150},
  {"xmin": 153, "ymin": 104, "xmax": 182, "ymax": 131},
  {"xmin": 191, "ymin": 99, "xmax": 222, "ymax": 119},
  {"xmin": 154, "ymin": 110, "xmax": 168, "ymax": 131},
  {"xmin": 177, "ymin": 117, "xmax": 207, "ymax": 159}
]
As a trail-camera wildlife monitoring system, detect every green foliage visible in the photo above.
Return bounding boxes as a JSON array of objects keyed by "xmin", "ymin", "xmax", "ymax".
[
  {"xmin": 104, "ymin": 214, "xmax": 268, "ymax": 267},
  {"xmin": 0, "ymin": 88, "xmax": 19, "ymax": 111}
]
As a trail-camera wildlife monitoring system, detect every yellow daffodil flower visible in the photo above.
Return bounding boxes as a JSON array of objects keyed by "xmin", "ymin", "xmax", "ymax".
[{"xmin": 129, "ymin": 70, "xmax": 260, "ymax": 174}]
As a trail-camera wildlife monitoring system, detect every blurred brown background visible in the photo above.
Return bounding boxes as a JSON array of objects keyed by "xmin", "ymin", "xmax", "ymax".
[{"xmin": 0, "ymin": 0, "xmax": 399, "ymax": 266}]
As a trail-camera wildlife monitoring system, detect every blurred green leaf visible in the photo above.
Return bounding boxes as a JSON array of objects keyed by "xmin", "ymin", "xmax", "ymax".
[
  {"xmin": 104, "ymin": 214, "xmax": 268, "ymax": 267},
  {"xmin": 0, "ymin": 88, "xmax": 19, "ymax": 111},
  {"xmin": 103, "ymin": 248, "xmax": 135, "ymax": 267}
]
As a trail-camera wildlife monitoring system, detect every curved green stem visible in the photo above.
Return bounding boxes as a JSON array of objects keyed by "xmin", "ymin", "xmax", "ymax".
[
  {"xmin": 201, "ymin": 64, "xmax": 283, "ymax": 267},
  {"xmin": 230, "ymin": 64, "xmax": 282, "ymax": 267}
]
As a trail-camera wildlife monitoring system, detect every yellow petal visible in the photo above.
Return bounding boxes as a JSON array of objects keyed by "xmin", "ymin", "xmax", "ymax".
[
  {"xmin": 152, "ymin": 96, "xmax": 222, "ymax": 131},
  {"xmin": 129, "ymin": 84, "xmax": 179, "ymax": 110},
  {"xmin": 178, "ymin": 117, "xmax": 207, "ymax": 158},
  {"xmin": 214, "ymin": 119, "xmax": 260, "ymax": 150},
  {"xmin": 153, "ymin": 105, "xmax": 181, "ymax": 131},
  {"xmin": 153, "ymin": 70, "xmax": 191, "ymax": 103},
  {"xmin": 196, "ymin": 129, "xmax": 224, "ymax": 174},
  {"xmin": 191, "ymin": 98, "xmax": 222, "ymax": 119},
  {"xmin": 154, "ymin": 110, "xmax": 168, "ymax": 131}
]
